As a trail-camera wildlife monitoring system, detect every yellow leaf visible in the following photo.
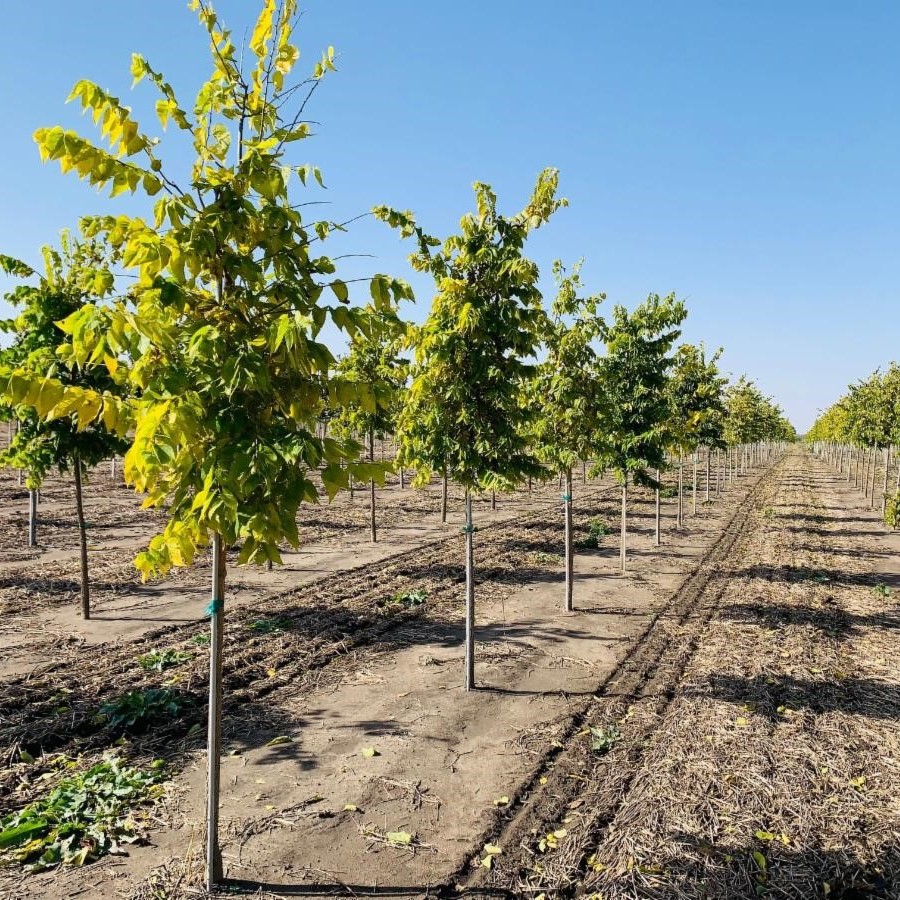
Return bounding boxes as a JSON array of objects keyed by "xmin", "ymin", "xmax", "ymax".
[{"xmin": 361, "ymin": 747, "xmax": 379, "ymax": 758}]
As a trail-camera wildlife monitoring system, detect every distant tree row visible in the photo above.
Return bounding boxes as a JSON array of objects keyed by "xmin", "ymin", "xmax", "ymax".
[{"xmin": 807, "ymin": 363, "xmax": 900, "ymax": 522}]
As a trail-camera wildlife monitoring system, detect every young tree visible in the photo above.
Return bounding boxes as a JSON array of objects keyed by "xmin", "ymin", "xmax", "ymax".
[
  {"xmin": 330, "ymin": 307, "xmax": 408, "ymax": 542},
  {"xmin": 666, "ymin": 343, "xmax": 727, "ymax": 525},
  {"xmin": 596, "ymin": 294, "xmax": 686, "ymax": 573},
  {"xmin": 529, "ymin": 260, "xmax": 605, "ymax": 612},
  {"xmin": 376, "ymin": 169, "xmax": 566, "ymax": 689},
  {"xmin": 25, "ymin": 0, "xmax": 411, "ymax": 886},
  {"xmin": 0, "ymin": 238, "xmax": 129, "ymax": 619}
]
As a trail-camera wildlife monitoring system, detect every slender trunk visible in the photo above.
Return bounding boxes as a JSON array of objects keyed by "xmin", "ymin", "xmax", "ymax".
[
  {"xmin": 205, "ymin": 533, "xmax": 226, "ymax": 890},
  {"xmin": 349, "ymin": 470, "xmax": 354, "ymax": 499},
  {"xmin": 705, "ymin": 449, "xmax": 711, "ymax": 503},
  {"xmin": 716, "ymin": 449, "xmax": 722, "ymax": 495},
  {"xmin": 692, "ymin": 452, "xmax": 698, "ymax": 515},
  {"xmin": 528, "ymin": 475, "xmax": 532, "ymax": 495},
  {"xmin": 464, "ymin": 492, "xmax": 475, "ymax": 691},
  {"xmin": 619, "ymin": 478, "xmax": 627, "ymax": 574},
  {"xmin": 28, "ymin": 488, "xmax": 37, "ymax": 548},
  {"xmin": 883, "ymin": 446, "xmax": 890, "ymax": 518},
  {"xmin": 441, "ymin": 470, "xmax": 448, "ymax": 524},
  {"xmin": 677, "ymin": 454, "xmax": 684, "ymax": 529},
  {"xmin": 582, "ymin": 460, "xmax": 587, "ymax": 485},
  {"xmin": 399, "ymin": 466, "xmax": 405, "ymax": 490},
  {"xmin": 491, "ymin": 490, "xmax": 496, "ymax": 511},
  {"xmin": 654, "ymin": 468, "xmax": 661, "ymax": 546},
  {"xmin": 564, "ymin": 469, "xmax": 573, "ymax": 613},
  {"xmin": 73, "ymin": 459, "xmax": 90, "ymax": 620},
  {"xmin": 369, "ymin": 429, "xmax": 377, "ymax": 543},
  {"xmin": 869, "ymin": 446, "xmax": 878, "ymax": 509}
]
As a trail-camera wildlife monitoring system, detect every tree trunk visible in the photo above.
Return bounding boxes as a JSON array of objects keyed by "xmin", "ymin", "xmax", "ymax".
[
  {"xmin": 73, "ymin": 458, "xmax": 90, "ymax": 620},
  {"xmin": 464, "ymin": 492, "xmax": 475, "ymax": 691},
  {"xmin": 883, "ymin": 446, "xmax": 890, "ymax": 518},
  {"xmin": 692, "ymin": 452, "xmax": 698, "ymax": 516},
  {"xmin": 869, "ymin": 446, "xmax": 878, "ymax": 509},
  {"xmin": 369, "ymin": 429, "xmax": 377, "ymax": 543},
  {"xmin": 441, "ymin": 470, "xmax": 448, "ymax": 524},
  {"xmin": 28, "ymin": 488, "xmax": 37, "ymax": 548},
  {"xmin": 110, "ymin": 456, "xmax": 116, "ymax": 481},
  {"xmin": 677, "ymin": 454, "xmax": 684, "ymax": 529},
  {"xmin": 205, "ymin": 533, "xmax": 226, "ymax": 890},
  {"xmin": 582, "ymin": 460, "xmax": 587, "ymax": 485},
  {"xmin": 399, "ymin": 466, "xmax": 405, "ymax": 490},
  {"xmin": 654, "ymin": 468, "xmax": 661, "ymax": 547},
  {"xmin": 705, "ymin": 449, "xmax": 711, "ymax": 503},
  {"xmin": 619, "ymin": 478, "xmax": 628, "ymax": 574},
  {"xmin": 564, "ymin": 468, "xmax": 573, "ymax": 613}
]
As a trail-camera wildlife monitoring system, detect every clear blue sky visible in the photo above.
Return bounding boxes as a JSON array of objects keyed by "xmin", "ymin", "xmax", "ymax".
[{"xmin": 1, "ymin": 1, "xmax": 897, "ymax": 432}]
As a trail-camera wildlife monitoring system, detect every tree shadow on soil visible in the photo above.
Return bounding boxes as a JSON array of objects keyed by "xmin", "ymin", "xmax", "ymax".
[
  {"xmin": 688, "ymin": 672, "xmax": 900, "ymax": 721},
  {"xmin": 724, "ymin": 564, "xmax": 900, "ymax": 589},
  {"xmin": 722, "ymin": 600, "xmax": 900, "ymax": 641}
]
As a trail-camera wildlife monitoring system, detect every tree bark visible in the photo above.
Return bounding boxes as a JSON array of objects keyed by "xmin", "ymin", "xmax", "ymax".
[
  {"xmin": 441, "ymin": 470, "xmax": 448, "ymax": 524},
  {"xmin": 205, "ymin": 533, "xmax": 226, "ymax": 890},
  {"xmin": 464, "ymin": 492, "xmax": 475, "ymax": 691},
  {"xmin": 564, "ymin": 468, "xmax": 573, "ymax": 612},
  {"xmin": 73, "ymin": 459, "xmax": 90, "ymax": 620},
  {"xmin": 677, "ymin": 454, "xmax": 684, "ymax": 529},
  {"xmin": 619, "ymin": 478, "xmax": 628, "ymax": 574}
]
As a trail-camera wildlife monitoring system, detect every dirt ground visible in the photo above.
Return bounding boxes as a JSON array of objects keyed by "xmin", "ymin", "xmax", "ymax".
[
  {"xmin": 5, "ymin": 449, "xmax": 893, "ymax": 900},
  {"xmin": 0, "ymin": 451, "xmax": 769, "ymax": 900}
]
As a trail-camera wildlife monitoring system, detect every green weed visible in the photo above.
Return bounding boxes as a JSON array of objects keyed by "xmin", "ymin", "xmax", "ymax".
[
  {"xmin": 389, "ymin": 589, "xmax": 427, "ymax": 607},
  {"xmin": 589, "ymin": 724, "xmax": 621, "ymax": 753},
  {"xmin": 99, "ymin": 688, "xmax": 186, "ymax": 732},
  {"xmin": 0, "ymin": 756, "xmax": 167, "ymax": 872},
  {"xmin": 137, "ymin": 649, "xmax": 193, "ymax": 673},
  {"xmin": 575, "ymin": 517, "xmax": 611, "ymax": 550}
]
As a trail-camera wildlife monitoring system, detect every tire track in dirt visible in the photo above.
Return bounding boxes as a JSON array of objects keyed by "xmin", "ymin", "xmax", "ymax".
[{"xmin": 453, "ymin": 457, "xmax": 783, "ymax": 897}]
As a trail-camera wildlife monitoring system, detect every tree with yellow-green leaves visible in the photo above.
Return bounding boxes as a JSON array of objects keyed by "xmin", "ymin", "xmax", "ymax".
[
  {"xmin": 0, "ymin": 237, "xmax": 129, "ymax": 619},
  {"xmin": 665, "ymin": 343, "xmax": 727, "ymax": 527},
  {"xmin": 375, "ymin": 169, "xmax": 565, "ymax": 690},
  {"xmin": 12, "ymin": 0, "xmax": 411, "ymax": 886},
  {"xmin": 528, "ymin": 259, "xmax": 606, "ymax": 611},
  {"xmin": 330, "ymin": 307, "xmax": 409, "ymax": 542}
]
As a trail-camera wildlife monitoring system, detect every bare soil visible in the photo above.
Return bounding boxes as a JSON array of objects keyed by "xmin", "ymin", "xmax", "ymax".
[{"xmin": 0, "ymin": 453, "xmax": 771, "ymax": 900}]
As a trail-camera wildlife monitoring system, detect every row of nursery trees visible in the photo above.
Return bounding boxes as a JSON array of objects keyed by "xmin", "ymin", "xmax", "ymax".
[
  {"xmin": 0, "ymin": 0, "xmax": 794, "ymax": 885},
  {"xmin": 806, "ymin": 363, "xmax": 900, "ymax": 525}
]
